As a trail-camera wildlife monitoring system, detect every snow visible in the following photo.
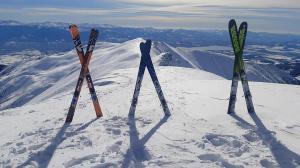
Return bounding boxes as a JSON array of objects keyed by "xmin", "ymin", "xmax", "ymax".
[
  {"xmin": 1, "ymin": 66, "xmax": 300, "ymax": 167},
  {"xmin": 174, "ymin": 47, "xmax": 298, "ymax": 84},
  {"xmin": 1, "ymin": 39, "xmax": 298, "ymax": 110},
  {"xmin": 0, "ymin": 38, "xmax": 300, "ymax": 167}
]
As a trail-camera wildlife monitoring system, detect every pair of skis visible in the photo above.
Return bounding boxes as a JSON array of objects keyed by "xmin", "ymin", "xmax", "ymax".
[
  {"xmin": 227, "ymin": 19, "xmax": 255, "ymax": 114},
  {"xmin": 129, "ymin": 40, "xmax": 171, "ymax": 116},
  {"xmin": 65, "ymin": 25, "xmax": 103, "ymax": 123}
]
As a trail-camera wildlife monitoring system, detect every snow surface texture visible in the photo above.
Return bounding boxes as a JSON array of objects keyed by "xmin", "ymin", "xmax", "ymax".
[
  {"xmin": 0, "ymin": 39, "xmax": 298, "ymax": 110},
  {"xmin": 1, "ymin": 66, "xmax": 300, "ymax": 167}
]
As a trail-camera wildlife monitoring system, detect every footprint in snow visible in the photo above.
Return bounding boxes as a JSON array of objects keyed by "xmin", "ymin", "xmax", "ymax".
[
  {"xmin": 103, "ymin": 116, "xmax": 127, "ymax": 136},
  {"xmin": 64, "ymin": 154, "xmax": 100, "ymax": 167},
  {"xmin": 106, "ymin": 128, "xmax": 121, "ymax": 136},
  {"xmin": 198, "ymin": 153, "xmax": 243, "ymax": 168},
  {"xmin": 260, "ymin": 159, "xmax": 278, "ymax": 168},
  {"xmin": 202, "ymin": 133, "xmax": 250, "ymax": 157},
  {"xmin": 243, "ymin": 131, "xmax": 260, "ymax": 142},
  {"xmin": 93, "ymin": 81, "xmax": 115, "ymax": 87}
]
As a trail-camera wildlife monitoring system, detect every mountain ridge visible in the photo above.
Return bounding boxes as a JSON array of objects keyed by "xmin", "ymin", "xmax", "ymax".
[{"xmin": 0, "ymin": 38, "xmax": 299, "ymax": 111}]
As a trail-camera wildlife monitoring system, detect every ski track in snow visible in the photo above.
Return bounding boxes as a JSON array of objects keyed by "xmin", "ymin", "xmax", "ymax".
[{"xmin": 0, "ymin": 66, "xmax": 300, "ymax": 167}]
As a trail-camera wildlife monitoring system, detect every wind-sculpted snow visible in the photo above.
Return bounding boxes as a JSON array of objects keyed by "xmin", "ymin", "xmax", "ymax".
[{"xmin": 0, "ymin": 67, "xmax": 299, "ymax": 167}]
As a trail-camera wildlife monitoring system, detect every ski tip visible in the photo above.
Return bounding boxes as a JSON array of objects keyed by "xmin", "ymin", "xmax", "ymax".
[
  {"xmin": 228, "ymin": 19, "xmax": 237, "ymax": 33},
  {"xmin": 140, "ymin": 39, "xmax": 152, "ymax": 47},
  {"xmin": 91, "ymin": 28, "xmax": 98, "ymax": 33},
  {"xmin": 229, "ymin": 19, "xmax": 236, "ymax": 26},
  {"xmin": 69, "ymin": 25, "xmax": 79, "ymax": 39},
  {"xmin": 69, "ymin": 24, "xmax": 76, "ymax": 28},
  {"xmin": 146, "ymin": 39, "xmax": 152, "ymax": 48},
  {"xmin": 90, "ymin": 28, "xmax": 99, "ymax": 39},
  {"xmin": 240, "ymin": 22, "xmax": 248, "ymax": 30},
  {"xmin": 146, "ymin": 39, "xmax": 152, "ymax": 44},
  {"xmin": 139, "ymin": 41, "xmax": 145, "ymax": 52},
  {"xmin": 140, "ymin": 39, "xmax": 152, "ymax": 54}
]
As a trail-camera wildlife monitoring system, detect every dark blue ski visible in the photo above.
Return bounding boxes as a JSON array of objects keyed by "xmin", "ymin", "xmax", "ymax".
[{"xmin": 129, "ymin": 40, "xmax": 171, "ymax": 116}]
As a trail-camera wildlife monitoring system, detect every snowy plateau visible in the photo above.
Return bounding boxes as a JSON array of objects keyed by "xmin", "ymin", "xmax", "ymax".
[{"xmin": 0, "ymin": 38, "xmax": 300, "ymax": 167}]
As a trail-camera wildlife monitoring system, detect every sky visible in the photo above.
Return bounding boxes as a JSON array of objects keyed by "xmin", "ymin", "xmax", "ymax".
[{"xmin": 0, "ymin": 0, "xmax": 300, "ymax": 34}]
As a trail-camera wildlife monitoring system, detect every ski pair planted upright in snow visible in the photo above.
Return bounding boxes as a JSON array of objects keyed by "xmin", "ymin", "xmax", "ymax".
[
  {"xmin": 227, "ymin": 19, "xmax": 255, "ymax": 114},
  {"xmin": 65, "ymin": 25, "xmax": 103, "ymax": 123},
  {"xmin": 65, "ymin": 20, "xmax": 252, "ymax": 122},
  {"xmin": 129, "ymin": 40, "xmax": 171, "ymax": 117}
]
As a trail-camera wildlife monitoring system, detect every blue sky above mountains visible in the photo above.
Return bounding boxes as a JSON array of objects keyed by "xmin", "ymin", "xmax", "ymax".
[{"xmin": 0, "ymin": 0, "xmax": 299, "ymax": 34}]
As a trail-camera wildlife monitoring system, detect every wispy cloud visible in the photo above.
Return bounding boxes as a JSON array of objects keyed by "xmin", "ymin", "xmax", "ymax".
[
  {"xmin": 115, "ymin": 0, "xmax": 300, "ymax": 8},
  {"xmin": 27, "ymin": 7, "xmax": 113, "ymax": 16},
  {"xmin": 0, "ymin": 0, "xmax": 299, "ymax": 34}
]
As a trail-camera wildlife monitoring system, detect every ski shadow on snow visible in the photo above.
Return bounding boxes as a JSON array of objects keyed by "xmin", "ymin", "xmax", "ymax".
[
  {"xmin": 121, "ymin": 114, "xmax": 170, "ymax": 168},
  {"xmin": 17, "ymin": 118, "xmax": 98, "ymax": 168},
  {"xmin": 230, "ymin": 113, "xmax": 300, "ymax": 168}
]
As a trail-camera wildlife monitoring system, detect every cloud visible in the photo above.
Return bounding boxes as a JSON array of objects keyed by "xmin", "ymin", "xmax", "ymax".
[
  {"xmin": 0, "ymin": 1, "xmax": 299, "ymax": 34},
  {"xmin": 27, "ymin": 7, "xmax": 112, "ymax": 16},
  {"xmin": 115, "ymin": 0, "xmax": 300, "ymax": 8}
]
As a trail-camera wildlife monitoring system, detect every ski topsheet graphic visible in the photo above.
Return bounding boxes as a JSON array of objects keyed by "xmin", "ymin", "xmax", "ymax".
[
  {"xmin": 66, "ymin": 25, "xmax": 103, "ymax": 123},
  {"xmin": 227, "ymin": 19, "xmax": 255, "ymax": 114},
  {"xmin": 129, "ymin": 40, "xmax": 171, "ymax": 116}
]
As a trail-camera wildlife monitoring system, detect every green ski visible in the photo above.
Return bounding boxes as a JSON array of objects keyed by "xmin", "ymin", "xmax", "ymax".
[{"xmin": 227, "ymin": 19, "xmax": 255, "ymax": 114}]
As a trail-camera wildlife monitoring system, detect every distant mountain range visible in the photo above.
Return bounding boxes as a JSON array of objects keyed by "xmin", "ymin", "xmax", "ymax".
[
  {"xmin": 1, "ymin": 20, "xmax": 300, "ymax": 53},
  {"xmin": 0, "ymin": 19, "xmax": 299, "ymax": 80}
]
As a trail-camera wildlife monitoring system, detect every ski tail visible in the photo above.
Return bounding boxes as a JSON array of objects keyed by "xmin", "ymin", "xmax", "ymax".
[
  {"xmin": 240, "ymin": 70, "xmax": 255, "ymax": 113},
  {"xmin": 129, "ymin": 58, "xmax": 146, "ymax": 116},
  {"xmin": 86, "ymin": 73, "xmax": 103, "ymax": 118},
  {"xmin": 66, "ymin": 68, "xmax": 85, "ymax": 123},
  {"xmin": 227, "ymin": 73, "xmax": 239, "ymax": 114}
]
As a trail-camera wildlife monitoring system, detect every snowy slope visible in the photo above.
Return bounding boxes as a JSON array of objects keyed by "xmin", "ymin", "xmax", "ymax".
[
  {"xmin": 0, "ymin": 38, "xmax": 298, "ymax": 111},
  {"xmin": 0, "ymin": 39, "xmax": 140, "ymax": 110},
  {"xmin": 155, "ymin": 42, "xmax": 299, "ymax": 84},
  {"xmin": 0, "ymin": 66, "xmax": 300, "ymax": 167}
]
